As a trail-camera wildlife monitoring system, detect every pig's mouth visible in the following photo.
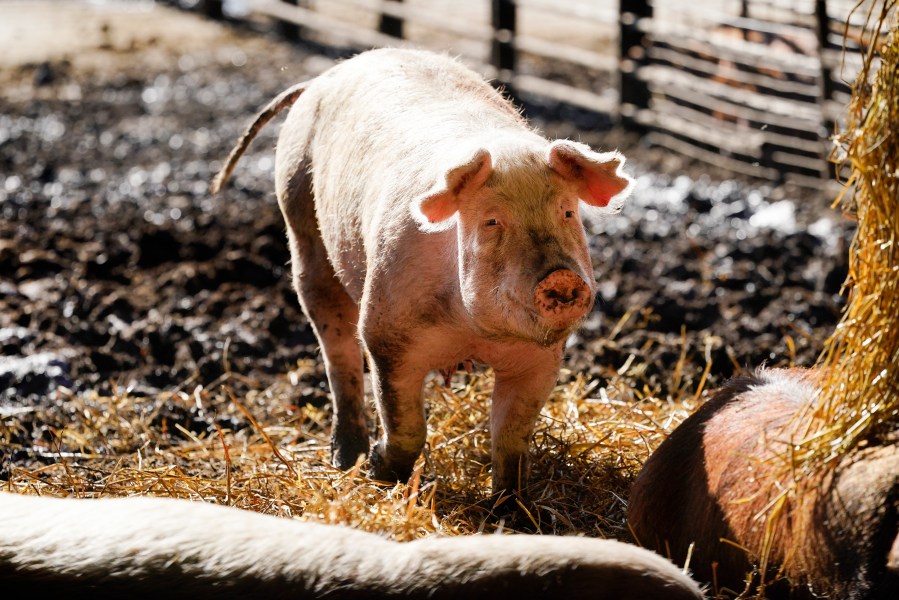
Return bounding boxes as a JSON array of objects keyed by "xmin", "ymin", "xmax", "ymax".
[
  {"xmin": 538, "ymin": 313, "xmax": 589, "ymax": 346},
  {"xmin": 487, "ymin": 288, "xmax": 588, "ymax": 348}
]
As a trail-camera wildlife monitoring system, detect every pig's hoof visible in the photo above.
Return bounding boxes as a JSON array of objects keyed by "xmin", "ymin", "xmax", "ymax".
[
  {"xmin": 367, "ymin": 444, "xmax": 415, "ymax": 484},
  {"xmin": 330, "ymin": 436, "xmax": 370, "ymax": 471}
]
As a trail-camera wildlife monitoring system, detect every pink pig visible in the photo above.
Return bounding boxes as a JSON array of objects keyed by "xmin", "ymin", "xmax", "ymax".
[{"xmin": 213, "ymin": 48, "xmax": 633, "ymax": 497}]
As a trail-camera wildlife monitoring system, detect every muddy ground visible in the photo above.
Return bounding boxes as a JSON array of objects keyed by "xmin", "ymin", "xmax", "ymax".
[{"xmin": 0, "ymin": 3, "xmax": 852, "ymax": 460}]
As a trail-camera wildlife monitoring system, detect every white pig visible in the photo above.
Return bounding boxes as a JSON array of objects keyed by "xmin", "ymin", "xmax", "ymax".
[
  {"xmin": 0, "ymin": 493, "xmax": 704, "ymax": 599},
  {"xmin": 212, "ymin": 48, "xmax": 633, "ymax": 497}
]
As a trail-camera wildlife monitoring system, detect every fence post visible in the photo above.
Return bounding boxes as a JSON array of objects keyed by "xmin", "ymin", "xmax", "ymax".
[
  {"xmin": 200, "ymin": 0, "xmax": 223, "ymax": 19},
  {"xmin": 379, "ymin": 0, "xmax": 404, "ymax": 38},
  {"xmin": 815, "ymin": 0, "xmax": 836, "ymax": 178},
  {"xmin": 619, "ymin": 0, "xmax": 652, "ymax": 130},
  {"xmin": 278, "ymin": 0, "xmax": 302, "ymax": 41},
  {"xmin": 491, "ymin": 0, "xmax": 517, "ymax": 97}
]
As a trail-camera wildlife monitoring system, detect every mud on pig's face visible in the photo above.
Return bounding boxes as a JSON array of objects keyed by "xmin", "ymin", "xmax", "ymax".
[{"xmin": 415, "ymin": 141, "xmax": 633, "ymax": 346}]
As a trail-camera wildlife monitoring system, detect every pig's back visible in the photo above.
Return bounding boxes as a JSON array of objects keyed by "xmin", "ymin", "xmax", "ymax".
[
  {"xmin": 309, "ymin": 48, "xmax": 526, "ymax": 193},
  {"xmin": 317, "ymin": 48, "xmax": 522, "ymax": 132}
]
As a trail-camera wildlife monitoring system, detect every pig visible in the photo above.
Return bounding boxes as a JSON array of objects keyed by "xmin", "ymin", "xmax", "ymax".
[
  {"xmin": 0, "ymin": 492, "xmax": 705, "ymax": 599},
  {"xmin": 212, "ymin": 48, "xmax": 633, "ymax": 497},
  {"xmin": 627, "ymin": 368, "xmax": 899, "ymax": 599}
]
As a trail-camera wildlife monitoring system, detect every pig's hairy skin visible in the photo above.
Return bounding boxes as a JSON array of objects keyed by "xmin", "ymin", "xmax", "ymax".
[
  {"xmin": 0, "ymin": 493, "xmax": 704, "ymax": 600},
  {"xmin": 628, "ymin": 368, "xmax": 899, "ymax": 599},
  {"xmin": 213, "ymin": 48, "xmax": 634, "ymax": 494}
]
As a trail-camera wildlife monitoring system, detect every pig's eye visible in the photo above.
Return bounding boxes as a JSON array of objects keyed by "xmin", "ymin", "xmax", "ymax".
[
  {"xmin": 564, "ymin": 210, "xmax": 575, "ymax": 219},
  {"xmin": 484, "ymin": 218, "xmax": 499, "ymax": 227}
]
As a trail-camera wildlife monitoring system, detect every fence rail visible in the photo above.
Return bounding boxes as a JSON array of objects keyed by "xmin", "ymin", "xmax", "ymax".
[{"xmin": 173, "ymin": 0, "xmax": 893, "ymax": 186}]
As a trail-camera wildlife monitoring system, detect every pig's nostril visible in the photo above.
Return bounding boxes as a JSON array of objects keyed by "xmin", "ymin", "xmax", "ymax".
[{"xmin": 542, "ymin": 286, "xmax": 580, "ymax": 305}]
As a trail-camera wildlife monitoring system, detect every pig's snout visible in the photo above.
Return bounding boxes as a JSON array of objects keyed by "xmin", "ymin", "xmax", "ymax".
[{"xmin": 534, "ymin": 269, "xmax": 592, "ymax": 324}]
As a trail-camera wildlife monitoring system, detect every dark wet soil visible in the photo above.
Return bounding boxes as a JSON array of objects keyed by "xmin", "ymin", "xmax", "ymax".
[{"xmin": 0, "ymin": 7, "xmax": 853, "ymax": 417}]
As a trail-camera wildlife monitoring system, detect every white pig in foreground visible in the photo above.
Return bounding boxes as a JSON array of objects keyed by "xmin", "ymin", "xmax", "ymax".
[
  {"xmin": 212, "ymin": 48, "xmax": 633, "ymax": 496},
  {"xmin": 0, "ymin": 493, "xmax": 703, "ymax": 599}
]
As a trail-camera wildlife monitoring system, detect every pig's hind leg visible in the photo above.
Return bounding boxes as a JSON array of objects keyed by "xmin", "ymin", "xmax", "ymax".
[{"xmin": 278, "ymin": 167, "xmax": 370, "ymax": 470}]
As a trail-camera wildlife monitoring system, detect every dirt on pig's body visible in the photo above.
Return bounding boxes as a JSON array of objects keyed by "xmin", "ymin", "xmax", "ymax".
[{"xmin": 0, "ymin": 5, "xmax": 851, "ymax": 471}]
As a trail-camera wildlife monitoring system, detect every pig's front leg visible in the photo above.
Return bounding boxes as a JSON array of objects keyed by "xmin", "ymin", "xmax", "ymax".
[
  {"xmin": 490, "ymin": 350, "xmax": 562, "ymax": 497},
  {"xmin": 365, "ymin": 344, "xmax": 428, "ymax": 484}
]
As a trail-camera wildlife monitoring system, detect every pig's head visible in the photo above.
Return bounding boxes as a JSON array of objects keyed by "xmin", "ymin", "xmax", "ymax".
[{"xmin": 413, "ymin": 139, "xmax": 633, "ymax": 346}]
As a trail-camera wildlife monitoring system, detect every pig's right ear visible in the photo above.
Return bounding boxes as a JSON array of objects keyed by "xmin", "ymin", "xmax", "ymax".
[
  {"xmin": 547, "ymin": 140, "xmax": 633, "ymax": 215},
  {"xmin": 413, "ymin": 149, "xmax": 492, "ymax": 233}
]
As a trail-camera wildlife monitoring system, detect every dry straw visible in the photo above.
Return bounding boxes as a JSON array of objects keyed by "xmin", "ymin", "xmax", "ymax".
[
  {"xmin": 1, "ymin": 360, "xmax": 695, "ymax": 541},
  {"xmin": 789, "ymin": 0, "xmax": 899, "ymax": 490},
  {"xmin": 804, "ymin": 0, "xmax": 899, "ymax": 473},
  {"xmin": 755, "ymin": 0, "xmax": 899, "ymax": 594}
]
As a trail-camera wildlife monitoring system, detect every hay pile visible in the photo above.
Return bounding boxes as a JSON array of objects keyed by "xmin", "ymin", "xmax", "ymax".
[
  {"xmin": 752, "ymin": 1, "xmax": 899, "ymax": 593},
  {"xmin": 787, "ymin": 0, "xmax": 899, "ymax": 490},
  {"xmin": 814, "ymin": 0, "xmax": 899, "ymax": 462},
  {"xmin": 2, "ymin": 352, "xmax": 696, "ymax": 540}
]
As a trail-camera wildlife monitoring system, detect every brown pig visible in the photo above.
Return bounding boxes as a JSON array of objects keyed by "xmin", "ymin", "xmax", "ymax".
[
  {"xmin": 628, "ymin": 368, "xmax": 899, "ymax": 599},
  {"xmin": 0, "ymin": 493, "xmax": 705, "ymax": 600},
  {"xmin": 212, "ymin": 48, "xmax": 633, "ymax": 496}
]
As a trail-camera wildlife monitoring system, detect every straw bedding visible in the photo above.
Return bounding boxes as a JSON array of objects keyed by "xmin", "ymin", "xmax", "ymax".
[{"xmin": 1, "ymin": 366, "xmax": 695, "ymax": 539}]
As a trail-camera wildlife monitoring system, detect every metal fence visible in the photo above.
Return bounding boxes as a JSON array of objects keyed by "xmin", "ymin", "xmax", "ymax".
[{"xmin": 175, "ymin": 0, "xmax": 891, "ymax": 186}]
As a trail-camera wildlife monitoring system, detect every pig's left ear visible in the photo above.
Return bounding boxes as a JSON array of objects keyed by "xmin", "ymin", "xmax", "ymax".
[
  {"xmin": 413, "ymin": 149, "xmax": 493, "ymax": 233},
  {"xmin": 547, "ymin": 140, "xmax": 633, "ymax": 213}
]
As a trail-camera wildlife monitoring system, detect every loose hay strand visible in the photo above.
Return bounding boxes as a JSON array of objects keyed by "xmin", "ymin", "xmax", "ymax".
[{"xmin": 226, "ymin": 385, "xmax": 298, "ymax": 481}]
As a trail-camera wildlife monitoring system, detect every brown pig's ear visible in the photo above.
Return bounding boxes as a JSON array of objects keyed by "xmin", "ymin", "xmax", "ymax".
[
  {"xmin": 413, "ymin": 149, "xmax": 492, "ymax": 232},
  {"xmin": 547, "ymin": 140, "xmax": 633, "ymax": 213}
]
